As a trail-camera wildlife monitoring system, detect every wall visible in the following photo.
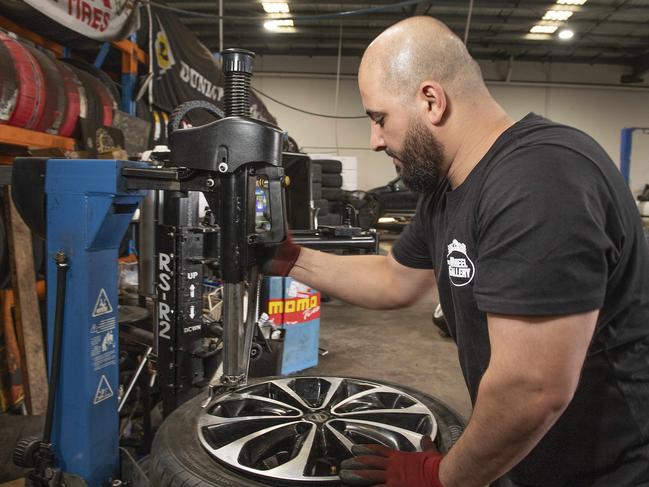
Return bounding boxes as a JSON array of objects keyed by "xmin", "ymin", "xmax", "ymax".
[{"xmin": 252, "ymin": 55, "xmax": 649, "ymax": 194}]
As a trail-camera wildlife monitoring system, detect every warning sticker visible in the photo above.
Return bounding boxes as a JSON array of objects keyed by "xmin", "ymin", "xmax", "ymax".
[
  {"xmin": 91, "ymin": 330, "xmax": 117, "ymax": 372},
  {"xmin": 90, "ymin": 316, "xmax": 116, "ymax": 334},
  {"xmin": 92, "ymin": 288, "xmax": 113, "ymax": 317},
  {"xmin": 93, "ymin": 375, "xmax": 114, "ymax": 405}
]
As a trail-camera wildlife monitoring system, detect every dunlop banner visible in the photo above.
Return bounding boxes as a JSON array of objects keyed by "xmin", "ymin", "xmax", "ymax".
[{"xmin": 148, "ymin": 5, "xmax": 276, "ymax": 125}]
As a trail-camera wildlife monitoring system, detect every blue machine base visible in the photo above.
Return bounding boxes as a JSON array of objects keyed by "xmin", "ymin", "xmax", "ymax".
[{"xmin": 45, "ymin": 159, "xmax": 146, "ymax": 486}]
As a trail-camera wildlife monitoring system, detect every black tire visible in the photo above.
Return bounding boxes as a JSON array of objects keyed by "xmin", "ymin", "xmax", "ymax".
[
  {"xmin": 314, "ymin": 159, "xmax": 343, "ymax": 174},
  {"xmin": 311, "ymin": 162, "xmax": 322, "ymax": 184},
  {"xmin": 63, "ymin": 58, "xmax": 120, "ymax": 105},
  {"xmin": 135, "ymin": 99, "xmax": 155, "ymax": 149},
  {"xmin": 322, "ymin": 173, "xmax": 343, "ymax": 188},
  {"xmin": 317, "ymin": 213, "xmax": 342, "ymax": 226},
  {"xmin": 313, "ymin": 198, "xmax": 329, "ymax": 216},
  {"xmin": 357, "ymin": 213, "xmax": 374, "ymax": 230},
  {"xmin": 149, "ymin": 377, "xmax": 465, "ymax": 487},
  {"xmin": 26, "ymin": 46, "xmax": 67, "ymax": 135},
  {"xmin": 378, "ymin": 191, "xmax": 420, "ymax": 212},
  {"xmin": 311, "ymin": 181, "xmax": 322, "ymax": 200},
  {"xmin": 322, "ymin": 188, "xmax": 344, "ymax": 201},
  {"xmin": 0, "ymin": 39, "xmax": 18, "ymax": 124},
  {"xmin": 152, "ymin": 110, "xmax": 169, "ymax": 145},
  {"xmin": 67, "ymin": 65, "xmax": 101, "ymax": 141}
]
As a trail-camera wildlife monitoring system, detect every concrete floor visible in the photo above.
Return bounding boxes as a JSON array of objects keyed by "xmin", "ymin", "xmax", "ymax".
[{"xmin": 305, "ymin": 290, "xmax": 473, "ymax": 421}]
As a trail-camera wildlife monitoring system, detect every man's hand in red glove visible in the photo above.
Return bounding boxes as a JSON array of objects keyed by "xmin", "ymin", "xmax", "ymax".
[
  {"xmin": 255, "ymin": 234, "xmax": 302, "ymax": 277},
  {"xmin": 339, "ymin": 437, "xmax": 445, "ymax": 487}
]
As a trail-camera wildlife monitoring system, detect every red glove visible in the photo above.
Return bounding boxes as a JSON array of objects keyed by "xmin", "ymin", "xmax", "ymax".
[
  {"xmin": 339, "ymin": 437, "xmax": 445, "ymax": 487},
  {"xmin": 256, "ymin": 235, "xmax": 302, "ymax": 276}
]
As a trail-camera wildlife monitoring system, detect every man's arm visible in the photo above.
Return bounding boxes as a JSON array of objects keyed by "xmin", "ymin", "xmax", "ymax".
[
  {"xmin": 289, "ymin": 249, "xmax": 435, "ymax": 309},
  {"xmin": 438, "ymin": 310, "xmax": 598, "ymax": 487}
]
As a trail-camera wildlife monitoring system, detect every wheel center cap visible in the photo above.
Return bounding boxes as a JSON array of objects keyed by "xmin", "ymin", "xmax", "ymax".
[{"xmin": 305, "ymin": 411, "xmax": 330, "ymax": 423}]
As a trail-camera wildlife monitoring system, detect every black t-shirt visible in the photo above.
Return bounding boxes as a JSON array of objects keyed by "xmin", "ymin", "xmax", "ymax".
[{"xmin": 393, "ymin": 114, "xmax": 649, "ymax": 486}]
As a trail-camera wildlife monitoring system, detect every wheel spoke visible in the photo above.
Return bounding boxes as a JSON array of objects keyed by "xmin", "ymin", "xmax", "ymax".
[
  {"xmin": 272, "ymin": 378, "xmax": 316, "ymax": 410},
  {"xmin": 324, "ymin": 421, "xmax": 356, "ymax": 454},
  {"xmin": 331, "ymin": 418, "xmax": 426, "ymax": 450},
  {"xmin": 209, "ymin": 420, "xmax": 303, "ymax": 465},
  {"xmin": 223, "ymin": 392, "xmax": 304, "ymax": 414},
  {"xmin": 210, "ymin": 393, "xmax": 302, "ymax": 418},
  {"xmin": 328, "ymin": 383, "xmax": 382, "ymax": 411},
  {"xmin": 336, "ymin": 403, "xmax": 432, "ymax": 417},
  {"xmin": 330, "ymin": 384, "xmax": 418, "ymax": 413},
  {"xmin": 269, "ymin": 422, "xmax": 317, "ymax": 477},
  {"xmin": 314, "ymin": 377, "xmax": 345, "ymax": 409},
  {"xmin": 198, "ymin": 413, "xmax": 300, "ymax": 429}
]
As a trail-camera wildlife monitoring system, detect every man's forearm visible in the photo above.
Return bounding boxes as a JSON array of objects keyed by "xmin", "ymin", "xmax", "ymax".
[
  {"xmin": 289, "ymin": 249, "xmax": 408, "ymax": 309},
  {"xmin": 438, "ymin": 368, "xmax": 571, "ymax": 487}
]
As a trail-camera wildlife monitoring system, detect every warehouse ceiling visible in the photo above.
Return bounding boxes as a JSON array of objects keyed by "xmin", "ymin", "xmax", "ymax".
[{"xmin": 162, "ymin": 0, "xmax": 649, "ymax": 80}]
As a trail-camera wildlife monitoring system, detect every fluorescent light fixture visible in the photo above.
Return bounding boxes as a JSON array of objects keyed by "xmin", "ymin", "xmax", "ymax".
[
  {"xmin": 558, "ymin": 29, "xmax": 575, "ymax": 39},
  {"xmin": 264, "ymin": 19, "xmax": 294, "ymax": 30},
  {"xmin": 262, "ymin": 2, "xmax": 290, "ymax": 13},
  {"xmin": 543, "ymin": 10, "xmax": 573, "ymax": 21},
  {"xmin": 530, "ymin": 24, "xmax": 559, "ymax": 34},
  {"xmin": 557, "ymin": 0, "xmax": 587, "ymax": 5}
]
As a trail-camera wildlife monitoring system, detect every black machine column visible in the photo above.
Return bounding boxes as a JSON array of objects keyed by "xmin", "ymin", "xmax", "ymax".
[
  {"xmin": 156, "ymin": 191, "xmax": 206, "ymax": 415},
  {"xmin": 166, "ymin": 48, "xmax": 287, "ymax": 392}
]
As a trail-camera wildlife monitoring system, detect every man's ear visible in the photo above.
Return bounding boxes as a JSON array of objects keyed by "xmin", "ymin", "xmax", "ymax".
[{"xmin": 418, "ymin": 81, "xmax": 446, "ymax": 126}]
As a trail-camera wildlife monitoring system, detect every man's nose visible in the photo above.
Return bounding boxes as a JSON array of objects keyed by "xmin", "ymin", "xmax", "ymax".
[{"xmin": 370, "ymin": 124, "xmax": 386, "ymax": 152}]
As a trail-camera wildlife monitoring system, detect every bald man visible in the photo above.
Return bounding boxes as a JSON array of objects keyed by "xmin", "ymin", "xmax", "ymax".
[{"xmin": 263, "ymin": 16, "xmax": 649, "ymax": 487}]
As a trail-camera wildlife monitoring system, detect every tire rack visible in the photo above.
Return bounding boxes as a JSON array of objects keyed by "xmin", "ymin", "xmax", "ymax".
[
  {"xmin": 0, "ymin": 14, "xmax": 147, "ymax": 158},
  {"xmin": 0, "ymin": 14, "xmax": 145, "ymax": 414}
]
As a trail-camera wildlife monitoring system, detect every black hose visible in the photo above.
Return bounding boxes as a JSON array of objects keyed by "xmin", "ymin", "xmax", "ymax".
[{"xmin": 43, "ymin": 251, "xmax": 68, "ymax": 445}]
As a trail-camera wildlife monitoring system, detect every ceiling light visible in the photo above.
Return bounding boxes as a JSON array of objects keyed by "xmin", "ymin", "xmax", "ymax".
[
  {"xmin": 543, "ymin": 10, "xmax": 574, "ymax": 21},
  {"xmin": 530, "ymin": 24, "xmax": 559, "ymax": 34},
  {"xmin": 558, "ymin": 29, "xmax": 575, "ymax": 39},
  {"xmin": 264, "ymin": 19, "xmax": 294, "ymax": 30},
  {"xmin": 262, "ymin": 2, "xmax": 290, "ymax": 13},
  {"xmin": 557, "ymin": 0, "xmax": 587, "ymax": 5}
]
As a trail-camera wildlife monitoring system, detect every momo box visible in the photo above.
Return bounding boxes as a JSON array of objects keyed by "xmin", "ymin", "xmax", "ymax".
[{"xmin": 264, "ymin": 277, "xmax": 321, "ymax": 374}]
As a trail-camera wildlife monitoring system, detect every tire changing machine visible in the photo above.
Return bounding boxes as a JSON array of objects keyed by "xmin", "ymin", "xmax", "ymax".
[{"xmin": 11, "ymin": 48, "xmax": 290, "ymax": 487}]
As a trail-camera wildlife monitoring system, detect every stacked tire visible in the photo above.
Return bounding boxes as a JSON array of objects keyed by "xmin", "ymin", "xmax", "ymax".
[
  {"xmin": 312, "ymin": 159, "xmax": 344, "ymax": 226},
  {"xmin": 0, "ymin": 32, "xmax": 116, "ymax": 139},
  {"xmin": 311, "ymin": 161, "xmax": 326, "ymax": 216},
  {"xmin": 137, "ymin": 100, "xmax": 171, "ymax": 148}
]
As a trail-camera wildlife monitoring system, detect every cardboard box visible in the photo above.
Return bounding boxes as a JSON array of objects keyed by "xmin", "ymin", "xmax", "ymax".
[
  {"xmin": 265, "ymin": 277, "xmax": 321, "ymax": 326},
  {"xmin": 264, "ymin": 277, "xmax": 320, "ymax": 374}
]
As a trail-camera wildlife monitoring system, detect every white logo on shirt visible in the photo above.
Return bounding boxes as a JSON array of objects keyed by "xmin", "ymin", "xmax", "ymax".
[{"xmin": 447, "ymin": 239, "xmax": 475, "ymax": 287}]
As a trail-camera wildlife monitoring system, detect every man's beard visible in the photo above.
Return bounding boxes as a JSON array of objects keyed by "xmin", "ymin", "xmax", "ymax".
[{"xmin": 387, "ymin": 119, "xmax": 445, "ymax": 194}]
